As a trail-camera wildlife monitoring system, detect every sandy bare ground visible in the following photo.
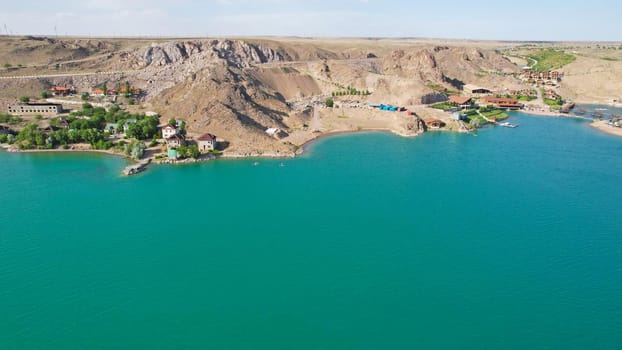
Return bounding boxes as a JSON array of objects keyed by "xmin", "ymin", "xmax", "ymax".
[
  {"xmin": 283, "ymin": 105, "xmax": 461, "ymax": 149},
  {"xmin": 591, "ymin": 120, "xmax": 622, "ymax": 137}
]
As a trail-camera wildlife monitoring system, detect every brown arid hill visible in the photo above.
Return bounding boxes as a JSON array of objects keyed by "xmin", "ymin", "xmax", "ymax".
[
  {"xmin": 558, "ymin": 48, "xmax": 622, "ymax": 104},
  {"xmin": 2, "ymin": 36, "xmax": 620, "ymax": 153}
]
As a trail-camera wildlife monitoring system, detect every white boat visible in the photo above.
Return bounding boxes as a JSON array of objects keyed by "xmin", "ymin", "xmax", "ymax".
[
  {"xmin": 499, "ymin": 122, "xmax": 519, "ymax": 128},
  {"xmin": 595, "ymin": 108, "xmax": 608, "ymax": 111}
]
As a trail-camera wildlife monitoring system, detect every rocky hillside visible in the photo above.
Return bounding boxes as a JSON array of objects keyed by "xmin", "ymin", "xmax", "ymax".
[{"xmin": 1, "ymin": 37, "xmax": 528, "ymax": 154}]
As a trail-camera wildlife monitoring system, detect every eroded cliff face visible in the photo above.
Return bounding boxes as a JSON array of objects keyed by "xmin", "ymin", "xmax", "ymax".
[{"xmin": 139, "ymin": 39, "xmax": 291, "ymax": 68}]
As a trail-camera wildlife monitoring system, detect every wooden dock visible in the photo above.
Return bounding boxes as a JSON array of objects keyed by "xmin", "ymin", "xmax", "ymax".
[{"xmin": 123, "ymin": 159, "xmax": 151, "ymax": 176}]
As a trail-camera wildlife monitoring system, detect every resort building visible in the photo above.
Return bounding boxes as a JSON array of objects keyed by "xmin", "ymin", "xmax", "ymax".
[
  {"xmin": 521, "ymin": 70, "xmax": 561, "ymax": 85},
  {"xmin": 462, "ymin": 84, "xmax": 492, "ymax": 95},
  {"xmin": 166, "ymin": 134, "xmax": 185, "ymax": 148},
  {"xmin": 480, "ymin": 96, "xmax": 523, "ymax": 109},
  {"xmin": 197, "ymin": 133, "xmax": 217, "ymax": 152},
  {"xmin": 8, "ymin": 103, "xmax": 62, "ymax": 116},
  {"xmin": 449, "ymin": 95, "xmax": 473, "ymax": 109},
  {"xmin": 162, "ymin": 124, "xmax": 179, "ymax": 139}
]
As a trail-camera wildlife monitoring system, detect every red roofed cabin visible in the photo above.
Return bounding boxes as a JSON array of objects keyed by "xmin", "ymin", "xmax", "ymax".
[
  {"xmin": 119, "ymin": 86, "xmax": 141, "ymax": 96},
  {"xmin": 91, "ymin": 88, "xmax": 117, "ymax": 96},
  {"xmin": 161, "ymin": 124, "xmax": 179, "ymax": 139},
  {"xmin": 166, "ymin": 134, "xmax": 185, "ymax": 148},
  {"xmin": 449, "ymin": 95, "xmax": 473, "ymax": 109},
  {"xmin": 49, "ymin": 86, "xmax": 74, "ymax": 96},
  {"xmin": 197, "ymin": 133, "xmax": 217, "ymax": 152},
  {"xmin": 481, "ymin": 96, "xmax": 523, "ymax": 109}
]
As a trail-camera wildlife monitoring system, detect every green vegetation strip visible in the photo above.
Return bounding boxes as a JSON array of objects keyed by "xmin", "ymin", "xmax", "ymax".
[{"xmin": 527, "ymin": 49, "xmax": 576, "ymax": 71}]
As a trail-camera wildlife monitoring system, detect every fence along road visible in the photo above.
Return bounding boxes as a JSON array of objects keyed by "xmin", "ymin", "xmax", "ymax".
[{"xmin": 0, "ymin": 70, "xmax": 139, "ymax": 80}]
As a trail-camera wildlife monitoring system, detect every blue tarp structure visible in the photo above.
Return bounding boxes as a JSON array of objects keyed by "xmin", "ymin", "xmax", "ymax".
[{"xmin": 378, "ymin": 104, "xmax": 399, "ymax": 112}]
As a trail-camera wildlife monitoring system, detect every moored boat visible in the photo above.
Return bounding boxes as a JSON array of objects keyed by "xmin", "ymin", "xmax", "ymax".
[{"xmin": 499, "ymin": 122, "xmax": 519, "ymax": 128}]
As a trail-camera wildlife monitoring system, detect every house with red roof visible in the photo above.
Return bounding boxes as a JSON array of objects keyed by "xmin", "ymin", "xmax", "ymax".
[
  {"xmin": 166, "ymin": 134, "xmax": 185, "ymax": 148},
  {"xmin": 481, "ymin": 96, "xmax": 523, "ymax": 109},
  {"xmin": 449, "ymin": 95, "xmax": 473, "ymax": 109},
  {"xmin": 49, "ymin": 86, "xmax": 74, "ymax": 96},
  {"xmin": 197, "ymin": 133, "xmax": 217, "ymax": 152},
  {"xmin": 162, "ymin": 124, "xmax": 179, "ymax": 139}
]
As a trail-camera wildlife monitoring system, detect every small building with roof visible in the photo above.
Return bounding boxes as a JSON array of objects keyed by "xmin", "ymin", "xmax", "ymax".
[
  {"xmin": 104, "ymin": 123, "xmax": 119, "ymax": 134},
  {"xmin": 166, "ymin": 134, "xmax": 185, "ymax": 148},
  {"xmin": 449, "ymin": 95, "xmax": 473, "ymax": 109},
  {"xmin": 49, "ymin": 86, "xmax": 74, "ymax": 96},
  {"xmin": 197, "ymin": 133, "xmax": 217, "ymax": 152},
  {"xmin": 162, "ymin": 124, "xmax": 179, "ymax": 139},
  {"xmin": 463, "ymin": 84, "xmax": 492, "ymax": 95},
  {"xmin": 480, "ymin": 96, "xmax": 523, "ymax": 109}
]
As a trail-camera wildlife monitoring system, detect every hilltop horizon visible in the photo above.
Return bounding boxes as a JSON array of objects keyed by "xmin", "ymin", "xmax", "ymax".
[
  {"xmin": 1, "ymin": 1, "xmax": 620, "ymax": 41},
  {"xmin": 1, "ymin": 34, "xmax": 620, "ymax": 45}
]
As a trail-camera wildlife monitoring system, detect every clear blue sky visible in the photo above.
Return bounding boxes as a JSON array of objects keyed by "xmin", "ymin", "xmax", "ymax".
[{"xmin": 0, "ymin": 0, "xmax": 620, "ymax": 41}]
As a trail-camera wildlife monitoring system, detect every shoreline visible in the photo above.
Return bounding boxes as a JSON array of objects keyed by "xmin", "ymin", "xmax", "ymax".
[
  {"xmin": 590, "ymin": 120, "xmax": 622, "ymax": 137},
  {"xmin": 298, "ymin": 127, "xmax": 429, "ymax": 154},
  {"xmin": 2, "ymin": 108, "xmax": 620, "ymax": 174}
]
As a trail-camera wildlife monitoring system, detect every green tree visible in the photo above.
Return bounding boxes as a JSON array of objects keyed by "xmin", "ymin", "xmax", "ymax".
[
  {"xmin": 102, "ymin": 83, "xmax": 108, "ymax": 96},
  {"xmin": 81, "ymin": 92, "xmax": 89, "ymax": 101},
  {"xmin": 124, "ymin": 140, "xmax": 145, "ymax": 160},
  {"xmin": 188, "ymin": 144, "xmax": 200, "ymax": 159},
  {"xmin": 168, "ymin": 118, "xmax": 177, "ymax": 126},
  {"xmin": 325, "ymin": 98, "xmax": 334, "ymax": 108},
  {"xmin": 19, "ymin": 96, "xmax": 30, "ymax": 103},
  {"xmin": 177, "ymin": 145, "xmax": 189, "ymax": 159},
  {"xmin": 41, "ymin": 91, "xmax": 49, "ymax": 99},
  {"xmin": 3, "ymin": 63, "xmax": 11, "ymax": 70}
]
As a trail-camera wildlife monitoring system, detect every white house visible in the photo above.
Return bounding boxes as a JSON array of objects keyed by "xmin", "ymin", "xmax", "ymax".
[
  {"xmin": 166, "ymin": 134, "xmax": 185, "ymax": 148},
  {"xmin": 197, "ymin": 133, "xmax": 216, "ymax": 152},
  {"xmin": 162, "ymin": 124, "xmax": 178, "ymax": 139}
]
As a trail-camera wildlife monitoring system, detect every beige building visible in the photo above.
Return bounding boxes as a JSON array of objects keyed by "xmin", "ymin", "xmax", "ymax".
[
  {"xmin": 8, "ymin": 103, "xmax": 62, "ymax": 115},
  {"xmin": 197, "ymin": 133, "xmax": 217, "ymax": 152},
  {"xmin": 166, "ymin": 134, "xmax": 185, "ymax": 148},
  {"xmin": 162, "ymin": 124, "xmax": 179, "ymax": 139}
]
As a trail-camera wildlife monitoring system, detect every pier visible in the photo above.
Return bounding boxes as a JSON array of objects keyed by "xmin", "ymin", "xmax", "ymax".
[{"xmin": 123, "ymin": 159, "xmax": 151, "ymax": 176}]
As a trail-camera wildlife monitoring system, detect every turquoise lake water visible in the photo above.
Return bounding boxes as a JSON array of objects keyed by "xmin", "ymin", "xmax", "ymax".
[{"xmin": 1, "ymin": 112, "xmax": 622, "ymax": 349}]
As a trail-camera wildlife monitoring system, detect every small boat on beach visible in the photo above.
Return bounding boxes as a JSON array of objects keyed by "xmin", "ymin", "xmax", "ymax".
[
  {"xmin": 499, "ymin": 122, "xmax": 518, "ymax": 128},
  {"xmin": 592, "ymin": 111, "xmax": 606, "ymax": 118}
]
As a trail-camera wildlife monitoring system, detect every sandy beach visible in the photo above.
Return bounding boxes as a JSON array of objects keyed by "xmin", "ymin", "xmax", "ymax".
[{"xmin": 590, "ymin": 120, "xmax": 622, "ymax": 137}]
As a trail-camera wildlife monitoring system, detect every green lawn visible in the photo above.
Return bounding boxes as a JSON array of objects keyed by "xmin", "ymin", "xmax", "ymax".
[
  {"xmin": 527, "ymin": 49, "xmax": 576, "ymax": 71},
  {"xmin": 544, "ymin": 98, "xmax": 563, "ymax": 107},
  {"xmin": 481, "ymin": 110, "xmax": 509, "ymax": 120},
  {"xmin": 430, "ymin": 102, "xmax": 456, "ymax": 110}
]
